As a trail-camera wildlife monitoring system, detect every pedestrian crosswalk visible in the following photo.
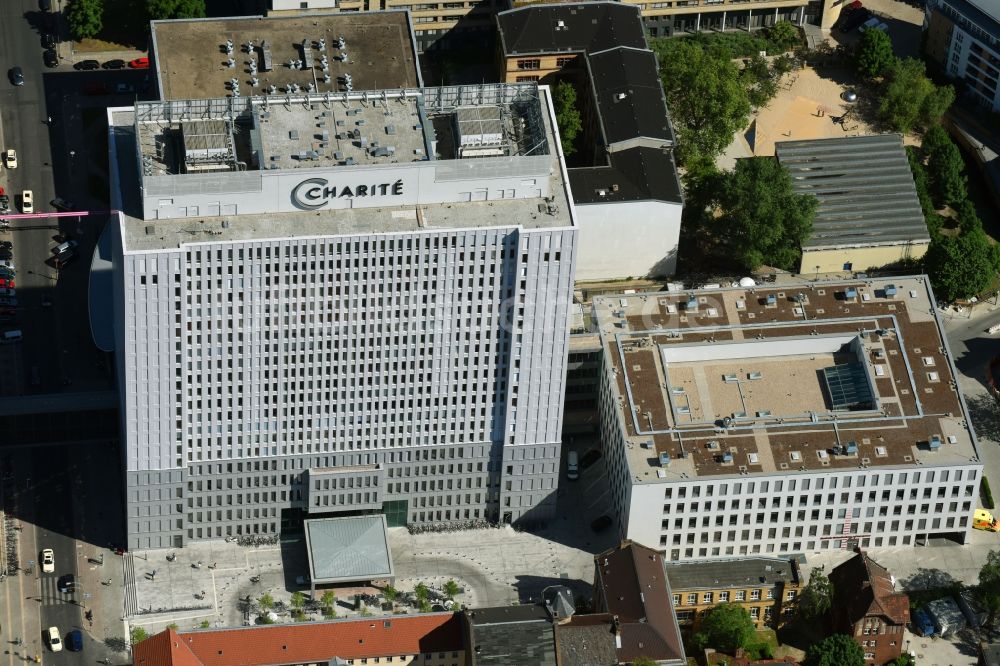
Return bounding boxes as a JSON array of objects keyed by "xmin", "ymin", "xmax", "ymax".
[{"xmin": 37, "ymin": 575, "xmax": 73, "ymax": 606}]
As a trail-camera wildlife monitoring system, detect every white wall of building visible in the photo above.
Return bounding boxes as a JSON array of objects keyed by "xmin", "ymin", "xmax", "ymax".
[{"xmin": 572, "ymin": 200, "xmax": 682, "ymax": 281}]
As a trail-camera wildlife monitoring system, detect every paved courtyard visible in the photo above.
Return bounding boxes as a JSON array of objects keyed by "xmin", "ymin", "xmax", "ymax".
[{"xmin": 124, "ymin": 523, "xmax": 605, "ymax": 636}]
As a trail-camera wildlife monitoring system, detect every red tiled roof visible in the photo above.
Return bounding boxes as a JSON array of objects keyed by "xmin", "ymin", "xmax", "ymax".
[
  {"xmin": 133, "ymin": 614, "xmax": 464, "ymax": 666},
  {"xmin": 829, "ymin": 552, "xmax": 910, "ymax": 626},
  {"xmin": 133, "ymin": 628, "xmax": 205, "ymax": 666}
]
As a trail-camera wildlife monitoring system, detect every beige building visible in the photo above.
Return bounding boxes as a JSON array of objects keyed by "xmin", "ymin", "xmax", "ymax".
[
  {"xmin": 665, "ymin": 557, "xmax": 802, "ymax": 630},
  {"xmin": 775, "ymin": 135, "xmax": 931, "ymax": 275}
]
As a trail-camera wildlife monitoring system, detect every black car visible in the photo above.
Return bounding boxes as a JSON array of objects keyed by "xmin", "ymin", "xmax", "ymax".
[
  {"xmin": 41, "ymin": 33, "xmax": 55, "ymax": 49},
  {"xmin": 8, "ymin": 67, "xmax": 24, "ymax": 86},
  {"xmin": 0, "ymin": 242, "xmax": 11, "ymax": 250},
  {"xmin": 75, "ymin": 59, "xmax": 100, "ymax": 71},
  {"xmin": 57, "ymin": 573, "xmax": 75, "ymax": 593},
  {"xmin": 580, "ymin": 449, "xmax": 602, "ymax": 469},
  {"xmin": 43, "ymin": 50, "xmax": 58, "ymax": 68},
  {"xmin": 590, "ymin": 515, "xmax": 613, "ymax": 532},
  {"xmin": 40, "ymin": 0, "xmax": 52, "ymax": 11},
  {"xmin": 0, "ymin": 251, "xmax": 12, "ymax": 260},
  {"xmin": 102, "ymin": 59, "xmax": 126, "ymax": 70},
  {"xmin": 840, "ymin": 8, "xmax": 873, "ymax": 31}
]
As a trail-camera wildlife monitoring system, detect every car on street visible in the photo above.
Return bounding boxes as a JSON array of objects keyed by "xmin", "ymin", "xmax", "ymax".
[
  {"xmin": 3, "ymin": 149, "xmax": 15, "ymax": 169},
  {"xmin": 0, "ymin": 260, "xmax": 15, "ymax": 270},
  {"xmin": 40, "ymin": 0, "xmax": 52, "ymax": 11},
  {"xmin": 0, "ymin": 250, "xmax": 11, "ymax": 260},
  {"xmin": 590, "ymin": 515, "xmax": 613, "ymax": 532},
  {"xmin": 0, "ymin": 298, "xmax": 17, "ymax": 307},
  {"xmin": 43, "ymin": 49, "xmax": 58, "ymax": 68},
  {"xmin": 50, "ymin": 197, "xmax": 75, "ymax": 211},
  {"xmin": 8, "ymin": 67, "xmax": 24, "ymax": 86},
  {"xmin": 41, "ymin": 548, "xmax": 54, "ymax": 573},
  {"xmin": 913, "ymin": 608, "xmax": 935, "ymax": 636},
  {"xmin": 859, "ymin": 17, "xmax": 889, "ymax": 33},
  {"xmin": 0, "ymin": 280, "xmax": 15, "ymax": 289},
  {"xmin": 45, "ymin": 627, "xmax": 61, "ymax": 652},
  {"xmin": 129, "ymin": 56, "xmax": 150, "ymax": 69},
  {"xmin": 0, "ymin": 241, "xmax": 10, "ymax": 250},
  {"xmin": 0, "ymin": 289, "xmax": 14, "ymax": 298},
  {"xmin": 75, "ymin": 59, "xmax": 100, "ymax": 71},
  {"xmin": 66, "ymin": 629, "xmax": 83, "ymax": 652},
  {"xmin": 580, "ymin": 449, "xmax": 602, "ymax": 469},
  {"xmin": 55, "ymin": 254, "xmax": 76, "ymax": 269},
  {"xmin": 21, "ymin": 190, "xmax": 33, "ymax": 214},
  {"xmin": 57, "ymin": 573, "xmax": 74, "ymax": 593},
  {"xmin": 41, "ymin": 33, "xmax": 55, "ymax": 49},
  {"xmin": 103, "ymin": 59, "xmax": 126, "ymax": 70}
]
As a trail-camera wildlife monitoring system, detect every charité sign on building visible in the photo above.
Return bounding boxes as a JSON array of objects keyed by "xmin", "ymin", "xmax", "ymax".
[{"xmin": 291, "ymin": 176, "xmax": 406, "ymax": 210}]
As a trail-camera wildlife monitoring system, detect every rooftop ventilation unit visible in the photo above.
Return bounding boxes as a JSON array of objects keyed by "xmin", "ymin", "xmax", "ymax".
[
  {"xmin": 658, "ymin": 452, "xmax": 671, "ymax": 467},
  {"xmin": 260, "ymin": 40, "xmax": 273, "ymax": 72},
  {"xmin": 555, "ymin": 19, "xmax": 567, "ymax": 30},
  {"xmin": 929, "ymin": 435, "xmax": 942, "ymax": 450}
]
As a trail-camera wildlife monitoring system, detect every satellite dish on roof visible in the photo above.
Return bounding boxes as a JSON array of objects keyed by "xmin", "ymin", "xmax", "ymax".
[{"xmin": 739, "ymin": 277, "xmax": 756, "ymax": 287}]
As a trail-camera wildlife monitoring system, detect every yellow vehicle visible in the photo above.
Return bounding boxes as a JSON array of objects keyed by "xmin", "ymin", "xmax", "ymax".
[{"xmin": 973, "ymin": 509, "xmax": 1000, "ymax": 532}]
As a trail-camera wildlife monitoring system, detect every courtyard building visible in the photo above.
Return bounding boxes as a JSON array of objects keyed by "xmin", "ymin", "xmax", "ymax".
[
  {"xmin": 593, "ymin": 276, "xmax": 983, "ymax": 561},
  {"xmin": 828, "ymin": 551, "xmax": 909, "ymax": 664}
]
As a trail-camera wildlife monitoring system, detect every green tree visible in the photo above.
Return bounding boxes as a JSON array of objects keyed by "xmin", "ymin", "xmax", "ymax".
[
  {"xmin": 803, "ymin": 634, "xmax": 865, "ymax": 666},
  {"xmin": 798, "ymin": 568, "xmax": 834, "ymax": 620},
  {"xmin": 553, "ymin": 81, "xmax": 583, "ymax": 156},
  {"xmin": 978, "ymin": 549, "xmax": 1000, "ymax": 626},
  {"xmin": 443, "ymin": 580, "xmax": 460, "ymax": 599},
  {"xmin": 765, "ymin": 21, "xmax": 800, "ymax": 49},
  {"xmin": 147, "ymin": 0, "xmax": 206, "ymax": 19},
  {"xmin": 855, "ymin": 29, "xmax": 894, "ymax": 79},
  {"xmin": 198, "ymin": 620, "xmax": 211, "ymax": 629},
  {"xmin": 66, "ymin": 0, "xmax": 103, "ymax": 40},
  {"xmin": 414, "ymin": 582, "xmax": 429, "ymax": 603},
  {"xmin": 321, "ymin": 590, "xmax": 336, "ymax": 611},
  {"xmin": 692, "ymin": 603, "xmax": 755, "ymax": 653},
  {"xmin": 741, "ymin": 55, "xmax": 779, "ymax": 109},
  {"xmin": 130, "ymin": 627, "xmax": 149, "ymax": 644},
  {"xmin": 925, "ymin": 230, "xmax": 995, "ymax": 302},
  {"xmin": 653, "ymin": 38, "xmax": 752, "ymax": 164},
  {"xmin": 166, "ymin": 623, "xmax": 179, "ymax": 631},
  {"xmin": 890, "ymin": 654, "xmax": 915, "ymax": 666},
  {"xmin": 922, "ymin": 126, "xmax": 967, "ymax": 207},
  {"xmin": 383, "ymin": 585, "xmax": 398, "ymax": 607},
  {"xmin": 879, "ymin": 58, "xmax": 955, "ymax": 133},
  {"xmin": 418, "ymin": 599, "xmax": 432, "ymax": 613},
  {"xmin": 290, "ymin": 591, "xmax": 305, "ymax": 616},
  {"xmin": 713, "ymin": 157, "xmax": 816, "ymax": 271},
  {"xmin": 259, "ymin": 592, "xmax": 274, "ymax": 612},
  {"xmin": 631, "ymin": 658, "xmax": 658, "ymax": 666}
]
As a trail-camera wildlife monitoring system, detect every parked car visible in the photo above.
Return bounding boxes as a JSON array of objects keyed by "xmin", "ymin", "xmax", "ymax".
[
  {"xmin": 103, "ymin": 59, "xmax": 126, "ymax": 70},
  {"xmin": 913, "ymin": 608, "xmax": 936, "ymax": 637},
  {"xmin": 9, "ymin": 67, "xmax": 24, "ymax": 86},
  {"xmin": 45, "ymin": 627, "xmax": 61, "ymax": 652},
  {"xmin": 3, "ymin": 149, "xmax": 15, "ymax": 169},
  {"xmin": 41, "ymin": 33, "xmax": 55, "ymax": 49},
  {"xmin": 0, "ymin": 241, "xmax": 11, "ymax": 249},
  {"xmin": 40, "ymin": 0, "xmax": 52, "ymax": 11},
  {"xmin": 840, "ymin": 8, "xmax": 873, "ymax": 31},
  {"xmin": 50, "ymin": 197, "xmax": 75, "ymax": 211},
  {"xmin": 580, "ymin": 449, "xmax": 602, "ymax": 469},
  {"xmin": 43, "ymin": 49, "xmax": 58, "ymax": 68},
  {"xmin": 0, "ymin": 280, "xmax": 13, "ymax": 289},
  {"xmin": 41, "ymin": 548, "xmax": 54, "ymax": 573},
  {"xmin": 75, "ymin": 60, "xmax": 100, "ymax": 71},
  {"xmin": 21, "ymin": 190, "xmax": 32, "ymax": 214},
  {"xmin": 66, "ymin": 630, "xmax": 82, "ymax": 652},
  {"xmin": 129, "ymin": 56, "xmax": 150, "ymax": 69},
  {"xmin": 590, "ymin": 515, "xmax": 613, "ymax": 532},
  {"xmin": 55, "ymin": 254, "xmax": 76, "ymax": 269},
  {"xmin": 57, "ymin": 574, "xmax": 74, "ymax": 593}
]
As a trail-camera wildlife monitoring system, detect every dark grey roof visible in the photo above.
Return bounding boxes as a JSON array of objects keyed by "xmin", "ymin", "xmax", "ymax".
[
  {"xmin": 569, "ymin": 147, "xmax": 682, "ymax": 205},
  {"xmin": 554, "ymin": 615, "xmax": 619, "ymax": 666},
  {"xmin": 587, "ymin": 47, "xmax": 674, "ymax": 146},
  {"xmin": 304, "ymin": 515, "xmax": 394, "ymax": 583},
  {"xmin": 664, "ymin": 557, "xmax": 800, "ymax": 591},
  {"xmin": 496, "ymin": 2, "xmax": 646, "ymax": 57},
  {"xmin": 468, "ymin": 605, "xmax": 556, "ymax": 666},
  {"xmin": 775, "ymin": 134, "xmax": 930, "ymax": 250},
  {"xmin": 543, "ymin": 585, "xmax": 576, "ymax": 619}
]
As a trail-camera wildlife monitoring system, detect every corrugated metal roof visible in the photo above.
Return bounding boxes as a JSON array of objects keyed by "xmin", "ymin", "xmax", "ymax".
[{"xmin": 776, "ymin": 134, "xmax": 930, "ymax": 250}]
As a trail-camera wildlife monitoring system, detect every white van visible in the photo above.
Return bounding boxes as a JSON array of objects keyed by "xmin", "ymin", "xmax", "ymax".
[
  {"xmin": 55, "ymin": 240, "xmax": 78, "ymax": 255},
  {"xmin": 566, "ymin": 450, "xmax": 579, "ymax": 480},
  {"xmin": 2, "ymin": 329, "xmax": 22, "ymax": 343}
]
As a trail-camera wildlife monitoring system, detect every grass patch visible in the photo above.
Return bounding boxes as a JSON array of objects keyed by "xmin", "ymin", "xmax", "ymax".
[{"xmin": 984, "ymin": 476, "xmax": 995, "ymax": 510}]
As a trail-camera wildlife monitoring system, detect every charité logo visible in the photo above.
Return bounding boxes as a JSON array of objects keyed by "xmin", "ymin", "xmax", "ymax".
[{"xmin": 291, "ymin": 177, "xmax": 404, "ymax": 210}]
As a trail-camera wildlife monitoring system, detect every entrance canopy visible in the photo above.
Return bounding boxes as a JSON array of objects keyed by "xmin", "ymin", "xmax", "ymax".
[{"xmin": 304, "ymin": 515, "xmax": 395, "ymax": 590}]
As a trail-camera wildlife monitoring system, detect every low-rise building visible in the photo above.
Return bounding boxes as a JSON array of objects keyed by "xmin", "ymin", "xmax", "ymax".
[
  {"xmin": 775, "ymin": 135, "xmax": 931, "ymax": 275},
  {"xmin": 132, "ymin": 615, "xmax": 466, "ymax": 665},
  {"xmin": 665, "ymin": 557, "xmax": 802, "ymax": 630},
  {"xmin": 497, "ymin": 2, "xmax": 683, "ymax": 282},
  {"xmin": 828, "ymin": 552, "xmax": 910, "ymax": 665}
]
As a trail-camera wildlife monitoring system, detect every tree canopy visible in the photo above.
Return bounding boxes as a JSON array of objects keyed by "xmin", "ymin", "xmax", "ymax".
[
  {"xmin": 553, "ymin": 80, "xmax": 583, "ymax": 157},
  {"xmin": 855, "ymin": 29, "xmax": 894, "ymax": 79},
  {"xmin": 797, "ymin": 568, "xmax": 834, "ymax": 621},
  {"xmin": 878, "ymin": 58, "xmax": 955, "ymax": 133},
  {"xmin": 713, "ymin": 157, "xmax": 816, "ymax": 271},
  {"xmin": 803, "ymin": 634, "xmax": 865, "ymax": 666},
  {"xmin": 653, "ymin": 38, "xmax": 751, "ymax": 164},
  {"xmin": 147, "ymin": 0, "xmax": 206, "ymax": 19},
  {"xmin": 922, "ymin": 125, "xmax": 967, "ymax": 207},
  {"xmin": 692, "ymin": 603, "xmax": 756, "ymax": 653},
  {"xmin": 978, "ymin": 549, "xmax": 1000, "ymax": 626},
  {"xmin": 925, "ymin": 230, "xmax": 995, "ymax": 302},
  {"xmin": 66, "ymin": 0, "xmax": 103, "ymax": 40}
]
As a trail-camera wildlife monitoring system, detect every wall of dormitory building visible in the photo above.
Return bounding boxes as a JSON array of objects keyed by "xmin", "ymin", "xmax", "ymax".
[{"xmin": 924, "ymin": 4, "xmax": 1000, "ymax": 113}]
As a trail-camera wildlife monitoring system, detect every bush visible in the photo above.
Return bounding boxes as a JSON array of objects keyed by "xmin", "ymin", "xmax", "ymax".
[{"xmin": 984, "ymin": 476, "xmax": 995, "ymax": 510}]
